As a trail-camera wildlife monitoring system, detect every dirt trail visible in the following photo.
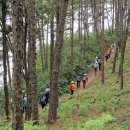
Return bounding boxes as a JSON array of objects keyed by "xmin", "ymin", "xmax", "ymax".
[{"xmin": 75, "ymin": 48, "xmax": 114, "ymax": 94}]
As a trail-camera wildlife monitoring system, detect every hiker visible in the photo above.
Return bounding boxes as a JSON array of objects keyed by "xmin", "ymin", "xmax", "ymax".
[
  {"xmin": 76, "ymin": 74, "xmax": 81, "ymax": 88},
  {"xmin": 39, "ymin": 93, "xmax": 47, "ymax": 109},
  {"xmin": 93, "ymin": 61, "xmax": 99, "ymax": 76},
  {"xmin": 45, "ymin": 87, "xmax": 50, "ymax": 104},
  {"xmin": 108, "ymin": 49, "xmax": 112, "ymax": 59},
  {"xmin": 128, "ymin": 33, "xmax": 130, "ymax": 39},
  {"xmin": 69, "ymin": 81, "xmax": 76, "ymax": 95},
  {"xmin": 97, "ymin": 58, "xmax": 101, "ymax": 71},
  {"xmin": 105, "ymin": 51, "xmax": 109, "ymax": 62},
  {"xmin": 82, "ymin": 73, "xmax": 88, "ymax": 88},
  {"xmin": 23, "ymin": 96, "xmax": 27, "ymax": 113}
]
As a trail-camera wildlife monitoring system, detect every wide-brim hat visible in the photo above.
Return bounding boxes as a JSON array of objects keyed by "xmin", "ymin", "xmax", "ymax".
[{"xmin": 71, "ymin": 81, "xmax": 74, "ymax": 84}]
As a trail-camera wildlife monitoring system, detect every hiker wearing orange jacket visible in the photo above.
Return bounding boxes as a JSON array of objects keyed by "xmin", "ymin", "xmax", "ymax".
[{"xmin": 69, "ymin": 81, "xmax": 76, "ymax": 95}]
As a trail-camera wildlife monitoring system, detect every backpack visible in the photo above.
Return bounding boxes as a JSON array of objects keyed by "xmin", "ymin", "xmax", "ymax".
[
  {"xmin": 83, "ymin": 76, "xmax": 86, "ymax": 81},
  {"xmin": 94, "ymin": 63, "xmax": 99, "ymax": 68},
  {"xmin": 40, "ymin": 96, "xmax": 46, "ymax": 104}
]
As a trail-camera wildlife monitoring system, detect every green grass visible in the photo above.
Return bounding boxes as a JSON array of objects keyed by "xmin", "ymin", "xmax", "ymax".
[
  {"xmin": 1, "ymin": 43, "xmax": 130, "ymax": 129},
  {"xmin": 81, "ymin": 114, "xmax": 115, "ymax": 130},
  {"xmin": 3, "ymin": 122, "xmax": 47, "ymax": 130}
]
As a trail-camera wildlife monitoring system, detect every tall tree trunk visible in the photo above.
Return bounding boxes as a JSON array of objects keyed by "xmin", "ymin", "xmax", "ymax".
[
  {"xmin": 70, "ymin": 0, "xmax": 74, "ymax": 79},
  {"xmin": 27, "ymin": 0, "xmax": 39, "ymax": 124},
  {"xmin": 100, "ymin": 0, "xmax": 105, "ymax": 84},
  {"xmin": 50, "ymin": 18, "xmax": 55, "ymax": 80},
  {"xmin": 41, "ymin": 13, "xmax": 46, "ymax": 65},
  {"xmin": 23, "ymin": 3, "xmax": 29, "ymax": 120},
  {"xmin": 7, "ymin": 47, "xmax": 12, "ymax": 92},
  {"xmin": 119, "ymin": 0, "xmax": 130, "ymax": 90},
  {"xmin": 112, "ymin": 0, "xmax": 119, "ymax": 73},
  {"xmin": 45, "ymin": 22, "xmax": 49, "ymax": 70},
  {"xmin": 93, "ymin": 0, "xmax": 100, "ymax": 44},
  {"xmin": 38, "ymin": 18, "xmax": 44, "ymax": 74},
  {"xmin": 80, "ymin": 0, "xmax": 83, "ymax": 46},
  {"xmin": 83, "ymin": 0, "xmax": 89, "ymax": 59},
  {"xmin": 12, "ymin": 0, "xmax": 24, "ymax": 129},
  {"xmin": 112, "ymin": 0, "xmax": 115, "ymax": 33},
  {"xmin": 2, "ymin": 0, "xmax": 10, "ymax": 119},
  {"xmin": 78, "ymin": 0, "xmax": 81, "ymax": 47},
  {"xmin": 48, "ymin": 0, "xmax": 69, "ymax": 122}
]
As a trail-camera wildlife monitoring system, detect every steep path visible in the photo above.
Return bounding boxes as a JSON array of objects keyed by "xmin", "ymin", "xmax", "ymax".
[{"xmin": 75, "ymin": 48, "xmax": 114, "ymax": 93}]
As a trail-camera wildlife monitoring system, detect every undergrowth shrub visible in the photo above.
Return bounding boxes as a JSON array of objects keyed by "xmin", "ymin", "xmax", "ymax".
[
  {"xmin": 3, "ymin": 122, "xmax": 47, "ymax": 130},
  {"xmin": 96, "ymin": 91, "xmax": 112, "ymax": 112},
  {"xmin": 62, "ymin": 118, "xmax": 75, "ymax": 130},
  {"xmin": 58, "ymin": 97, "xmax": 77, "ymax": 121},
  {"xmin": 81, "ymin": 114, "xmax": 115, "ymax": 130}
]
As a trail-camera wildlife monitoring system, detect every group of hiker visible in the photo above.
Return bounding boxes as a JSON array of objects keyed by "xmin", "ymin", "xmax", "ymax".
[
  {"xmin": 23, "ymin": 87, "xmax": 50, "ymax": 112},
  {"xmin": 69, "ymin": 46, "xmax": 114, "ymax": 95},
  {"xmin": 69, "ymin": 73, "xmax": 88, "ymax": 95},
  {"xmin": 23, "ymin": 45, "xmax": 115, "ymax": 109},
  {"xmin": 93, "ymin": 47, "xmax": 113, "ymax": 76}
]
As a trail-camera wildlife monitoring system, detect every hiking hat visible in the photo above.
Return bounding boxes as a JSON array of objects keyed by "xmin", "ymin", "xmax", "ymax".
[
  {"xmin": 45, "ymin": 88, "xmax": 50, "ymax": 92},
  {"xmin": 71, "ymin": 81, "xmax": 74, "ymax": 84}
]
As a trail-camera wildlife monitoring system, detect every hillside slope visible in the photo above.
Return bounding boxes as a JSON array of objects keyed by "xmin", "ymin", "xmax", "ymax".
[
  {"xmin": 44, "ymin": 42, "xmax": 130, "ymax": 130},
  {"xmin": 1, "ymin": 42, "xmax": 130, "ymax": 130}
]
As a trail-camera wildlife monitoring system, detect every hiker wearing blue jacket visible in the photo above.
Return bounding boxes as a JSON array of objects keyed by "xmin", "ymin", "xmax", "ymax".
[{"xmin": 76, "ymin": 74, "xmax": 81, "ymax": 88}]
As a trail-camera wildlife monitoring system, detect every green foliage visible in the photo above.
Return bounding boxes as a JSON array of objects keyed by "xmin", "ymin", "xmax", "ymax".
[
  {"xmin": 81, "ymin": 114, "xmax": 115, "ymax": 130},
  {"xmin": 0, "ymin": 120, "xmax": 5, "ymax": 126},
  {"xmin": 36, "ymin": 29, "xmax": 115, "ymax": 95},
  {"xmin": 58, "ymin": 96, "xmax": 77, "ymax": 121},
  {"xmin": 96, "ymin": 91, "xmax": 112, "ymax": 112},
  {"xmin": 24, "ymin": 122, "xmax": 47, "ymax": 130},
  {"xmin": 3, "ymin": 122, "xmax": 47, "ymax": 130},
  {"xmin": 62, "ymin": 118, "xmax": 75, "ymax": 130}
]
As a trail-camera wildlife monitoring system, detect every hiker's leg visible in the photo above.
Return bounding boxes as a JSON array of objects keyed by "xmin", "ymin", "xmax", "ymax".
[
  {"xmin": 99, "ymin": 64, "xmax": 101, "ymax": 71},
  {"xmin": 83, "ymin": 81, "xmax": 86, "ymax": 88},
  {"xmin": 42, "ymin": 104, "xmax": 45, "ymax": 109},
  {"xmin": 77, "ymin": 81, "xmax": 80, "ymax": 88},
  {"xmin": 79, "ymin": 81, "xmax": 80, "ymax": 88},
  {"xmin": 106, "ymin": 56, "xmax": 108, "ymax": 61},
  {"xmin": 77, "ymin": 81, "xmax": 78, "ymax": 88},
  {"xmin": 71, "ymin": 90, "xmax": 74, "ymax": 95},
  {"xmin": 105, "ymin": 56, "xmax": 107, "ymax": 61}
]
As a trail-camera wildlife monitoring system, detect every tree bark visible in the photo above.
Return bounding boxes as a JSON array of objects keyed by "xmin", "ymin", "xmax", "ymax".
[
  {"xmin": 27, "ymin": 0, "xmax": 39, "ymax": 124},
  {"xmin": 70, "ymin": 0, "xmax": 74, "ymax": 79},
  {"xmin": 38, "ymin": 18, "xmax": 44, "ymax": 75},
  {"xmin": 112, "ymin": 0, "xmax": 119, "ymax": 73},
  {"xmin": 50, "ymin": 17, "xmax": 55, "ymax": 81},
  {"xmin": 12, "ymin": 0, "xmax": 24, "ymax": 129},
  {"xmin": 100, "ymin": 0, "xmax": 105, "ymax": 84},
  {"xmin": 2, "ymin": 0, "xmax": 10, "ymax": 119},
  {"xmin": 119, "ymin": 0, "xmax": 130, "ymax": 89},
  {"xmin": 48, "ymin": 0, "xmax": 69, "ymax": 122}
]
